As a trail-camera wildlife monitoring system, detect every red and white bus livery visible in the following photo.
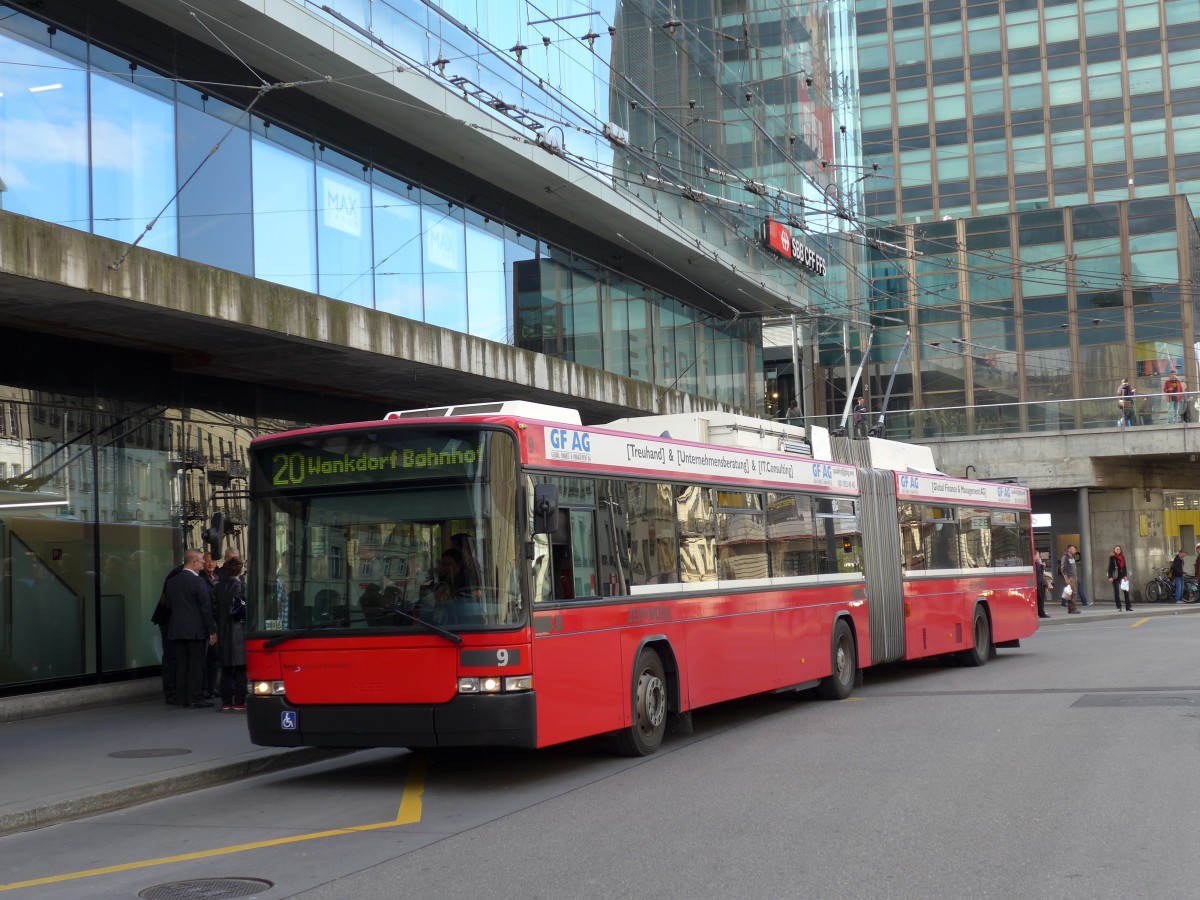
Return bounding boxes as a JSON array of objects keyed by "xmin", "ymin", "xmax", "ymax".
[{"xmin": 245, "ymin": 402, "xmax": 1036, "ymax": 755}]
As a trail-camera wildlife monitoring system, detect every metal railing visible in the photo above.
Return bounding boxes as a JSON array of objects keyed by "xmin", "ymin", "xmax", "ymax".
[{"xmin": 777, "ymin": 391, "xmax": 1200, "ymax": 441}]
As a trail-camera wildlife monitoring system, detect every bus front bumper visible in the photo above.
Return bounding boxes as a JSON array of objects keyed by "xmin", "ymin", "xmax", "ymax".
[{"xmin": 246, "ymin": 692, "xmax": 538, "ymax": 749}]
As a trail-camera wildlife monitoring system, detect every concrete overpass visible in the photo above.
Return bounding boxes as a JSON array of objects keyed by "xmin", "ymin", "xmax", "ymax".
[
  {"xmin": 0, "ymin": 212, "xmax": 736, "ymax": 425},
  {"xmin": 925, "ymin": 423, "xmax": 1200, "ymax": 494}
]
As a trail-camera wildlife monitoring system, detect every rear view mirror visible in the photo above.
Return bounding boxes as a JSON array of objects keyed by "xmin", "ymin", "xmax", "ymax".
[{"xmin": 533, "ymin": 483, "xmax": 559, "ymax": 535}]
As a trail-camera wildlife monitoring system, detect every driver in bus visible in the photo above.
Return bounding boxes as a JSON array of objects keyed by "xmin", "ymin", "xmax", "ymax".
[
  {"xmin": 417, "ymin": 580, "xmax": 454, "ymax": 624},
  {"xmin": 451, "ymin": 533, "xmax": 481, "ymax": 594}
]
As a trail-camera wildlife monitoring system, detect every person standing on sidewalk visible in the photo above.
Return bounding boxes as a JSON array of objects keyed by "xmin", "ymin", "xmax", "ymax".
[
  {"xmin": 1171, "ymin": 548, "xmax": 1188, "ymax": 603},
  {"xmin": 1073, "ymin": 547, "xmax": 1092, "ymax": 606},
  {"xmin": 165, "ymin": 548, "xmax": 217, "ymax": 708},
  {"xmin": 1059, "ymin": 545, "xmax": 1081, "ymax": 614},
  {"xmin": 201, "ymin": 552, "xmax": 220, "ymax": 699},
  {"xmin": 215, "ymin": 558, "xmax": 248, "ymax": 711},
  {"xmin": 151, "ymin": 560, "xmax": 184, "ymax": 704},
  {"xmin": 1034, "ymin": 553, "xmax": 1050, "ymax": 618},
  {"xmin": 1107, "ymin": 545, "xmax": 1132, "ymax": 611}
]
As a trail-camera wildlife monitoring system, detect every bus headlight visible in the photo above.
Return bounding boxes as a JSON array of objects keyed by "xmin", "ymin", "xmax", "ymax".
[
  {"xmin": 457, "ymin": 676, "xmax": 532, "ymax": 693},
  {"xmin": 253, "ymin": 681, "xmax": 287, "ymax": 696}
]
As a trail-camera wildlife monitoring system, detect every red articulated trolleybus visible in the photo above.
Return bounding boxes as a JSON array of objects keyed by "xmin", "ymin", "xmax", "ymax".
[{"xmin": 245, "ymin": 401, "xmax": 1037, "ymax": 755}]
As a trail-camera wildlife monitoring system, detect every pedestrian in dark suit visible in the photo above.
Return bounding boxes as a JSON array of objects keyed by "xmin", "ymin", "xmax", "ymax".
[
  {"xmin": 165, "ymin": 549, "xmax": 217, "ymax": 708},
  {"xmin": 152, "ymin": 562, "xmax": 184, "ymax": 703}
]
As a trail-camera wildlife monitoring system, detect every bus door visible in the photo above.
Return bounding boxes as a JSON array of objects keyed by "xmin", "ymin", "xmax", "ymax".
[{"xmin": 548, "ymin": 478, "xmax": 599, "ymax": 600}]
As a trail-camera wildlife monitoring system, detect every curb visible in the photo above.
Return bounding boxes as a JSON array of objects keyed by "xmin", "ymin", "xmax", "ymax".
[
  {"xmin": 1038, "ymin": 604, "xmax": 1200, "ymax": 626},
  {"xmin": 0, "ymin": 746, "xmax": 350, "ymax": 838},
  {"xmin": 0, "ymin": 679, "xmax": 161, "ymax": 725}
]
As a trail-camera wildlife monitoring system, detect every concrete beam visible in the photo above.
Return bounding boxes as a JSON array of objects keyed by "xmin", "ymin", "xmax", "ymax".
[{"xmin": 0, "ymin": 212, "xmax": 735, "ymax": 424}]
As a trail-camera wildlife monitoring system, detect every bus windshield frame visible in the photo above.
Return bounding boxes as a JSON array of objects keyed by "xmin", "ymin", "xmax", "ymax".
[{"xmin": 248, "ymin": 425, "xmax": 524, "ymax": 635}]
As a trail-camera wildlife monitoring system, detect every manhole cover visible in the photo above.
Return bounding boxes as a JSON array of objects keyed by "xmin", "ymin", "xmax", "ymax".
[
  {"xmin": 108, "ymin": 748, "xmax": 192, "ymax": 759},
  {"xmin": 139, "ymin": 877, "xmax": 273, "ymax": 899}
]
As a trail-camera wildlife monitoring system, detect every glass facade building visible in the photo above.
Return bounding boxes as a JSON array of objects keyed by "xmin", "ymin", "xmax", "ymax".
[
  {"xmin": 844, "ymin": 0, "xmax": 1200, "ymax": 430},
  {"xmin": 0, "ymin": 0, "xmax": 852, "ymax": 693}
]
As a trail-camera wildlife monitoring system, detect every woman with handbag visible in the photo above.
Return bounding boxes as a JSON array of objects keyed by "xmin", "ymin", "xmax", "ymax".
[{"xmin": 1108, "ymin": 544, "xmax": 1132, "ymax": 611}]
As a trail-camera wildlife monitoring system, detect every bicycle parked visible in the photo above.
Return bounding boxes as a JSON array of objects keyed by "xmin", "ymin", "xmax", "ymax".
[{"xmin": 1145, "ymin": 567, "xmax": 1199, "ymax": 602}]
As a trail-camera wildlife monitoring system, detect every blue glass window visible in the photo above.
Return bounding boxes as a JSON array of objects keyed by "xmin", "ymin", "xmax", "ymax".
[
  {"xmin": 421, "ymin": 199, "xmax": 467, "ymax": 331},
  {"xmin": 317, "ymin": 160, "xmax": 373, "ymax": 306},
  {"xmin": 0, "ymin": 34, "xmax": 89, "ymax": 230},
  {"xmin": 252, "ymin": 136, "xmax": 316, "ymax": 292},
  {"xmin": 176, "ymin": 94, "xmax": 253, "ymax": 274},
  {"xmin": 90, "ymin": 72, "xmax": 178, "ymax": 254},
  {"xmin": 372, "ymin": 175, "xmax": 424, "ymax": 320},
  {"xmin": 465, "ymin": 219, "xmax": 508, "ymax": 342}
]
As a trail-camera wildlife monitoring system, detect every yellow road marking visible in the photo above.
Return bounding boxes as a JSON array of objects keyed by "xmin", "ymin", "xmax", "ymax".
[
  {"xmin": 0, "ymin": 755, "xmax": 426, "ymax": 893},
  {"xmin": 1131, "ymin": 617, "xmax": 1150, "ymax": 628}
]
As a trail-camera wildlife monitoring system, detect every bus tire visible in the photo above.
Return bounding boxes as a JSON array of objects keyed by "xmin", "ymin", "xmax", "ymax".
[
  {"xmin": 614, "ymin": 647, "xmax": 668, "ymax": 756},
  {"xmin": 958, "ymin": 606, "xmax": 991, "ymax": 667},
  {"xmin": 816, "ymin": 620, "xmax": 856, "ymax": 700}
]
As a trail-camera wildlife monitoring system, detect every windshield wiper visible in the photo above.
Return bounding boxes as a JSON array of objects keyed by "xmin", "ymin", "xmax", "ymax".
[{"xmin": 380, "ymin": 608, "xmax": 463, "ymax": 644}]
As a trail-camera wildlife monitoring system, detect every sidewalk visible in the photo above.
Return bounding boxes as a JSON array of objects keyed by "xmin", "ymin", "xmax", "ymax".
[
  {"xmin": 0, "ymin": 679, "xmax": 340, "ymax": 837},
  {"xmin": 3, "ymin": 602, "xmax": 1198, "ymax": 838},
  {"xmin": 1037, "ymin": 597, "xmax": 1200, "ymax": 625}
]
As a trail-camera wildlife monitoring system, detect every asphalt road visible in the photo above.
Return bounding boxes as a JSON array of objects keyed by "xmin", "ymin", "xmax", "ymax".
[{"xmin": 3, "ymin": 614, "xmax": 1199, "ymax": 900}]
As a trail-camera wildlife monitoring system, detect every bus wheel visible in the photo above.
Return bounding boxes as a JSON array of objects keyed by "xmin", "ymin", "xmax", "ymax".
[
  {"xmin": 817, "ymin": 620, "xmax": 856, "ymax": 700},
  {"xmin": 615, "ymin": 648, "xmax": 668, "ymax": 756},
  {"xmin": 958, "ymin": 606, "xmax": 991, "ymax": 667}
]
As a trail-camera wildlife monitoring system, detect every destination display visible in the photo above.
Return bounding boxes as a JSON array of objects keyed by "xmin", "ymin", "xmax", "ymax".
[
  {"xmin": 528, "ymin": 425, "xmax": 858, "ymax": 494},
  {"xmin": 895, "ymin": 473, "xmax": 1029, "ymax": 508},
  {"xmin": 254, "ymin": 429, "xmax": 491, "ymax": 491}
]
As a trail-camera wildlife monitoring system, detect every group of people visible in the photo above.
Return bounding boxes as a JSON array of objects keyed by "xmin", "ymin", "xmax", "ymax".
[
  {"xmin": 1035, "ymin": 543, "xmax": 1130, "ymax": 617},
  {"xmin": 152, "ymin": 547, "xmax": 247, "ymax": 710},
  {"xmin": 1036, "ymin": 541, "xmax": 1200, "ymax": 618},
  {"xmin": 1116, "ymin": 372, "xmax": 1190, "ymax": 426},
  {"xmin": 1169, "ymin": 544, "xmax": 1200, "ymax": 603}
]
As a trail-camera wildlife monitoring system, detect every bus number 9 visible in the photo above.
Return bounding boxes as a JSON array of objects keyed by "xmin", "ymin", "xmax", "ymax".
[
  {"xmin": 496, "ymin": 649, "xmax": 509, "ymax": 666},
  {"xmin": 273, "ymin": 452, "xmax": 307, "ymax": 487}
]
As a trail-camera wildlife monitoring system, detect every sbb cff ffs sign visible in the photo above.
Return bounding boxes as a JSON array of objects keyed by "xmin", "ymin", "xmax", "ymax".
[{"xmin": 761, "ymin": 218, "xmax": 827, "ymax": 276}]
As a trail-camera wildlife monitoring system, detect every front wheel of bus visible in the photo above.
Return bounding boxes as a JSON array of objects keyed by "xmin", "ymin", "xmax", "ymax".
[
  {"xmin": 959, "ymin": 606, "xmax": 991, "ymax": 667},
  {"xmin": 615, "ymin": 648, "xmax": 668, "ymax": 756},
  {"xmin": 817, "ymin": 620, "xmax": 856, "ymax": 700}
]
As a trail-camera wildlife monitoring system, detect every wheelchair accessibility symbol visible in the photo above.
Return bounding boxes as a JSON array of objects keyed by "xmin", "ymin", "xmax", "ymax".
[{"xmin": 281, "ymin": 711, "xmax": 298, "ymax": 730}]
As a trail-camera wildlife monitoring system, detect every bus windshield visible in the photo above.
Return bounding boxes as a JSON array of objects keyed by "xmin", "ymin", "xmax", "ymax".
[{"xmin": 249, "ymin": 428, "xmax": 522, "ymax": 634}]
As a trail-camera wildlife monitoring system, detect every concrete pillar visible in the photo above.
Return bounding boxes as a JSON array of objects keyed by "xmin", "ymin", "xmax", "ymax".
[{"xmin": 1078, "ymin": 487, "xmax": 1093, "ymax": 604}]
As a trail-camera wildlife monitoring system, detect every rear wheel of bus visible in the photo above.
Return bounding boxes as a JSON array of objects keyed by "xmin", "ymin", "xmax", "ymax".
[
  {"xmin": 816, "ymin": 619, "xmax": 856, "ymax": 700},
  {"xmin": 958, "ymin": 605, "xmax": 991, "ymax": 667},
  {"xmin": 614, "ymin": 647, "xmax": 668, "ymax": 756}
]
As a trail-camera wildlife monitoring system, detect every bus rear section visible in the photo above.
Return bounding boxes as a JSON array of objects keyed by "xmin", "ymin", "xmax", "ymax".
[{"xmin": 892, "ymin": 472, "xmax": 1038, "ymax": 665}]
